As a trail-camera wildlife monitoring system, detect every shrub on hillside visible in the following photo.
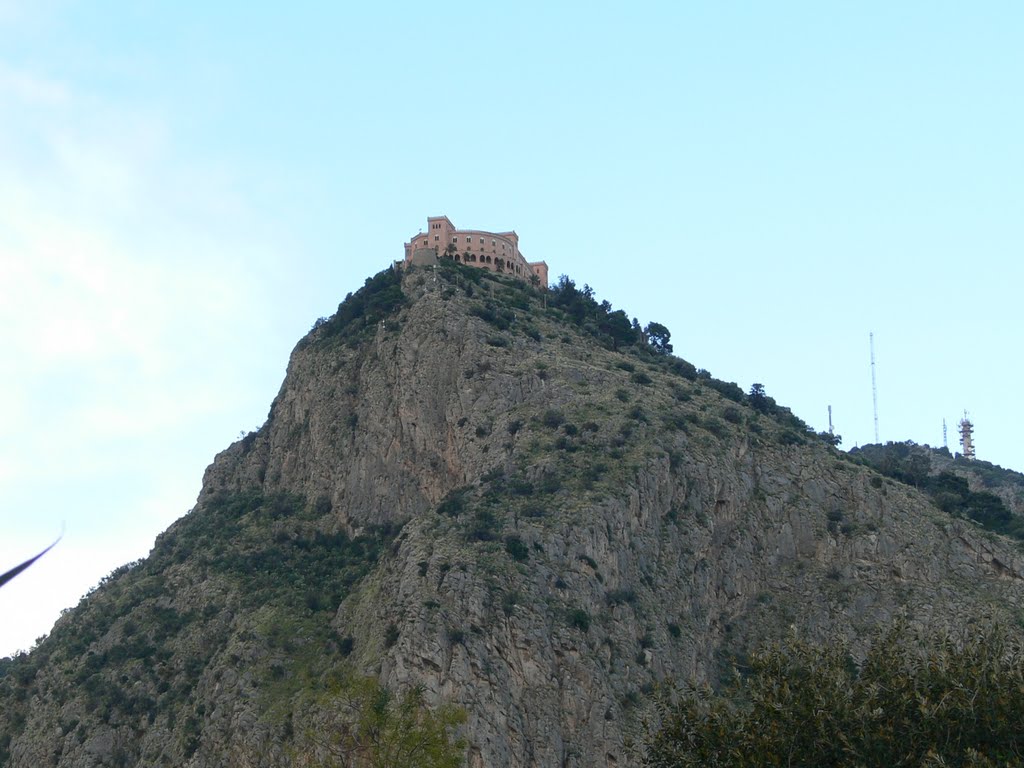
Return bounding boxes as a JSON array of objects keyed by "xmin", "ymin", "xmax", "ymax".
[
  {"xmin": 292, "ymin": 674, "xmax": 466, "ymax": 768},
  {"xmin": 644, "ymin": 624, "xmax": 1024, "ymax": 767}
]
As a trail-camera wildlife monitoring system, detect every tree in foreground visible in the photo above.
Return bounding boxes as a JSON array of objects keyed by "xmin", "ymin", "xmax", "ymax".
[
  {"xmin": 294, "ymin": 675, "xmax": 466, "ymax": 768},
  {"xmin": 644, "ymin": 624, "xmax": 1024, "ymax": 767}
]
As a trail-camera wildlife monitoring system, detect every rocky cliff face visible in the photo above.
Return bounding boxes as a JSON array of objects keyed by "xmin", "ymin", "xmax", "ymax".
[{"xmin": 2, "ymin": 263, "xmax": 1023, "ymax": 768}]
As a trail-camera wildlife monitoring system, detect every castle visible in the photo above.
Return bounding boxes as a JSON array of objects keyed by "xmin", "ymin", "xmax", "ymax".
[{"xmin": 403, "ymin": 216, "xmax": 549, "ymax": 287}]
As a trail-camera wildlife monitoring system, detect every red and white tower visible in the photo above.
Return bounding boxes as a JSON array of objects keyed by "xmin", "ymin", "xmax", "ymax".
[{"xmin": 958, "ymin": 412, "xmax": 975, "ymax": 460}]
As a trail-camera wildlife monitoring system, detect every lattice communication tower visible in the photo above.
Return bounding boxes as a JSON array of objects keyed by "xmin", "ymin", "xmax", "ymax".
[{"xmin": 958, "ymin": 412, "xmax": 975, "ymax": 460}]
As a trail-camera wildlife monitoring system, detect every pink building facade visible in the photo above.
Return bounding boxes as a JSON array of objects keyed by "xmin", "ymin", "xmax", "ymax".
[{"xmin": 404, "ymin": 216, "xmax": 549, "ymax": 287}]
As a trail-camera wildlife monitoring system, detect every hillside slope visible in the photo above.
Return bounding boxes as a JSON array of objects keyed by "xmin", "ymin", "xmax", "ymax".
[
  {"xmin": 2, "ymin": 262, "xmax": 1023, "ymax": 768},
  {"xmin": 851, "ymin": 441, "xmax": 1024, "ymax": 525}
]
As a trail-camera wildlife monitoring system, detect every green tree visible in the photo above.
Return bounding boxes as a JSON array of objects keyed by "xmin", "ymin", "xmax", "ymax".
[
  {"xmin": 644, "ymin": 322, "xmax": 673, "ymax": 354},
  {"xmin": 748, "ymin": 382, "xmax": 775, "ymax": 414},
  {"xmin": 296, "ymin": 675, "xmax": 466, "ymax": 768},
  {"xmin": 818, "ymin": 430, "xmax": 843, "ymax": 447},
  {"xmin": 602, "ymin": 309, "xmax": 638, "ymax": 349},
  {"xmin": 643, "ymin": 624, "xmax": 1024, "ymax": 768}
]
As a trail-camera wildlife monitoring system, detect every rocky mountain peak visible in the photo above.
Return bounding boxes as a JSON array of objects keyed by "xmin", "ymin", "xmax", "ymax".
[{"xmin": 2, "ymin": 261, "xmax": 1022, "ymax": 767}]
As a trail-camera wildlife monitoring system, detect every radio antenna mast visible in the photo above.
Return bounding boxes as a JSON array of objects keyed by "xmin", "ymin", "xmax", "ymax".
[
  {"xmin": 959, "ymin": 412, "xmax": 975, "ymax": 460},
  {"xmin": 870, "ymin": 332, "xmax": 879, "ymax": 443}
]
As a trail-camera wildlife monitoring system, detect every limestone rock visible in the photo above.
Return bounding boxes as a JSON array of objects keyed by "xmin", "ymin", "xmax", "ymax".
[{"xmin": 2, "ymin": 264, "xmax": 1022, "ymax": 767}]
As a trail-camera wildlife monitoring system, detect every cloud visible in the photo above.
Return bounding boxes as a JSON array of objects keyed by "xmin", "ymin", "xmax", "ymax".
[
  {"xmin": 0, "ymin": 61, "xmax": 275, "ymax": 371},
  {"xmin": 0, "ymin": 63, "xmax": 68, "ymax": 106},
  {"xmin": 0, "ymin": 60, "xmax": 295, "ymax": 654}
]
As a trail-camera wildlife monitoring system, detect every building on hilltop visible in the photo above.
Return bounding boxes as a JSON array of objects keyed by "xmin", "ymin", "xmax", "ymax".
[{"xmin": 404, "ymin": 215, "xmax": 549, "ymax": 287}]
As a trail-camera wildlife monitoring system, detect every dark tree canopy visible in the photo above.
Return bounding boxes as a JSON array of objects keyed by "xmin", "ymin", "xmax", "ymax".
[
  {"xmin": 644, "ymin": 625, "xmax": 1024, "ymax": 768},
  {"xmin": 548, "ymin": 275, "xmax": 654, "ymax": 352},
  {"xmin": 644, "ymin": 322, "xmax": 672, "ymax": 355},
  {"xmin": 748, "ymin": 382, "xmax": 776, "ymax": 414}
]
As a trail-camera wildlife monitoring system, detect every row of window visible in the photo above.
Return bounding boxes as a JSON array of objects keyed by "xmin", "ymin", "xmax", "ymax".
[
  {"xmin": 449, "ymin": 236, "xmax": 502, "ymax": 246},
  {"xmin": 424, "ymin": 235, "xmax": 511, "ymax": 252}
]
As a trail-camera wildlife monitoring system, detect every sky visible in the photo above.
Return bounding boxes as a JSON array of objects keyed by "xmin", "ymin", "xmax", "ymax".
[{"xmin": 1, "ymin": 1, "xmax": 1021, "ymax": 656}]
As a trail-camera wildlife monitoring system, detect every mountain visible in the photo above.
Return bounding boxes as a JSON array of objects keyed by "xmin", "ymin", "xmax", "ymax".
[{"xmin": 2, "ymin": 261, "xmax": 1023, "ymax": 767}]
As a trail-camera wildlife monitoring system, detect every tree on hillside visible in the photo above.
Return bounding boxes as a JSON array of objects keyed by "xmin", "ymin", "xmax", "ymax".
[
  {"xmin": 748, "ymin": 383, "xmax": 775, "ymax": 414},
  {"xmin": 643, "ymin": 624, "xmax": 1024, "ymax": 768},
  {"xmin": 818, "ymin": 430, "xmax": 843, "ymax": 447},
  {"xmin": 644, "ymin": 322, "xmax": 672, "ymax": 355},
  {"xmin": 603, "ymin": 309, "xmax": 638, "ymax": 349}
]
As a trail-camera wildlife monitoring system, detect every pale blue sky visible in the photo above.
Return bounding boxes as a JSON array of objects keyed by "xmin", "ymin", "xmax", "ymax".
[{"xmin": 1, "ymin": 1, "xmax": 1021, "ymax": 654}]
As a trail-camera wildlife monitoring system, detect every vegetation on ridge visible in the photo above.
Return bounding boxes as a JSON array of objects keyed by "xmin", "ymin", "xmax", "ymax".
[
  {"xmin": 850, "ymin": 442, "xmax": 1024, "ymax": 541},
  {"xmin": 427, "ymin": 259, "xmax": 835, "ymax": 451},
  {"xmin": 306, "ymin": 267, "xmax": 407, "ymax": 347},
  {"xmin": 547, "ymin": 274, "xmax": 673, "ymax": 355}
]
